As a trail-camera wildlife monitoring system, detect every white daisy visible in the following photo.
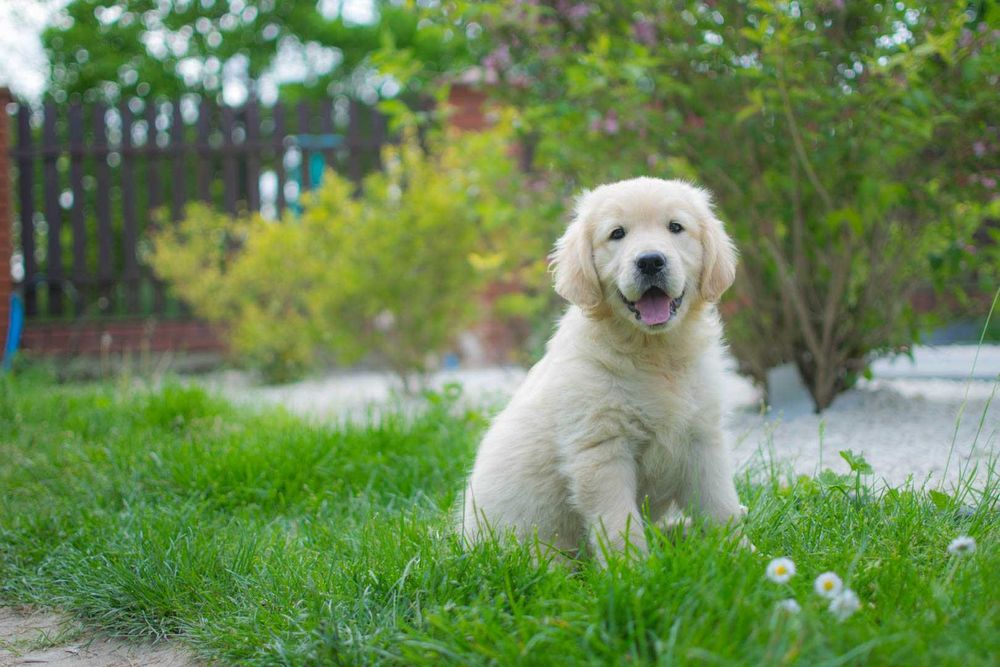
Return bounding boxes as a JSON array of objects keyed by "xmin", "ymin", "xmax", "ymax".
[
  {"xmin": 814, "ymin": 571, "xmax": 843, "ymax": 599},
  {"xmin": 776, "ymin": 598, "xmax": 801, "ymax": 614},
  {"xmin": 828, "ymin": 588, "xmax": 861, "ymax": 620},
  {"xmin": 766, "ymin": 557, "xmax": 796, "ymax": 583},
  {"xmin": 947, "ymin": 535, "xmax": 977, "ymax": 556}
]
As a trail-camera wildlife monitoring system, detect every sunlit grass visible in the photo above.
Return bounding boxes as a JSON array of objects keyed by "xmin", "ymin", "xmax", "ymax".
[{"xmin": 0, "ymin": 375, "xmax": 997, "ymax": 665}]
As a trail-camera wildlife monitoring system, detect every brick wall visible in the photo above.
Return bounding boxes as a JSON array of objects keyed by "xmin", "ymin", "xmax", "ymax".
[
  {"xmin": 444, "ymin": 83, "xmax": 532, "ymax": 364},
  {"xmin": 446, "ymin": 84, "xmax": 490, "ymax": 132},
  {"xmin": 0, "ymin": 88, "xmax": 12, "ymax": 353},
  {"xmin": 20, "ymin": 319, "xmax": 222, "ymax": 356}
]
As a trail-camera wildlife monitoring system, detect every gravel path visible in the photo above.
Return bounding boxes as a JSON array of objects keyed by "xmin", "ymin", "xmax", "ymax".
[
  {"xmin": 205, "ymin": 344, "xmax": 1000, "ymax": 490},
  {"xmin": 729, "ymin": 377, "xmax": 998, "ymax": 489}
]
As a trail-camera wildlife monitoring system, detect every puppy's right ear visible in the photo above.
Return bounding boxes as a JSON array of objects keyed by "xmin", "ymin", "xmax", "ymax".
[{"xmin": 550, "ymin": 191, "xmax": 602, "ymax": 311}]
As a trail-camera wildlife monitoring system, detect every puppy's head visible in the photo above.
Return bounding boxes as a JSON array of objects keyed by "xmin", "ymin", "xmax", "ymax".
[{"xmin": 551, "ymin": 178, "xmax": 737, "ymax": 333}]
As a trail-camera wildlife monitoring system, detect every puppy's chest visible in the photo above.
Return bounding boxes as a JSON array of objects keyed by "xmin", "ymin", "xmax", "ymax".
[{"xmin": 612, "ymin": 375, "xmax": 697, "ymax": 448}]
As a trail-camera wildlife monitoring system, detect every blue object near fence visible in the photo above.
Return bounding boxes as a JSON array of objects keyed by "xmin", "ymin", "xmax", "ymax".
[
  {"xmin": 2, "ymin": 293, "xmax": 24, "ymax": 372},
  {"xmin": 287, "ymin": 134, "xmax": 344, "ymax": 215}
]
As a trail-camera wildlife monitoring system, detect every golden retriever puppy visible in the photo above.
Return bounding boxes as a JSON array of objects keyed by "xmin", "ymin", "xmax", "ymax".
[{"xmin": 461, "ymin": 177, "xmax": 744, "ymax": 562}]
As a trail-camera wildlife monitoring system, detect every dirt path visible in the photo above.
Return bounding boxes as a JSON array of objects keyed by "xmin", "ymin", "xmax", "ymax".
[{"xmin": 0, "ymin": 607, "xmax": 194, "ymax": 667}]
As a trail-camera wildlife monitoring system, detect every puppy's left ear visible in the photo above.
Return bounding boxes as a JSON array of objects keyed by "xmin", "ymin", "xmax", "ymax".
[
  {"xmin": 550, "ymin": 191, "xmax": 603, "ymax": 311},
  {"xmin": 700, "ymin": 214, "xmax": 738, "ymax": 303}
]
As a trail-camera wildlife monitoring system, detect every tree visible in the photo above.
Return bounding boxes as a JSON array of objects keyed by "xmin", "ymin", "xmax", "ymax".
[
  {"xmin": 41, "ymin": 0, "xmax": 472, "ymax": 103},
  {"xmin": 410, "ymin": 0, "xmax": 1000, "ymax": 410}
]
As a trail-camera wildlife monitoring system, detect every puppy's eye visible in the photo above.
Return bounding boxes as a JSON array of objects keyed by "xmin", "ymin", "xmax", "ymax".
[
  {"xmin": 668, "ymin": 221, "xmax": 684, "ymax": 234},
  {"xmin": 609, "ymin": 227, "xmax": 626, "ymax": 241}
]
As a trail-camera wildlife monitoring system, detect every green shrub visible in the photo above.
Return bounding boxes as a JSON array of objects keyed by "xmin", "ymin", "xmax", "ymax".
[{"xmin": 151, "ymin": 124, "xmax": 551, "ymax": 383}]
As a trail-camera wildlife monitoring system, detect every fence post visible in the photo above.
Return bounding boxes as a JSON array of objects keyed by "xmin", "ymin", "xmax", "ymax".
[{"xmin": 0, "ymin": 88, "xmax": 13, "ymax": 351}]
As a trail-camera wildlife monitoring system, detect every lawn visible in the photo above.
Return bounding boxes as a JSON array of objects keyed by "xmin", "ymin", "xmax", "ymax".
[{"xmin": 0, "ymin": 374, "xmax": 997, "ymax": 665}]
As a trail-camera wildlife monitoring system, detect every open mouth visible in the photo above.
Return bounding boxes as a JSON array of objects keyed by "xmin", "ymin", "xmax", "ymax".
[{"xmin": 620, "ymin": 287, "xmax": 684, "ymax": 326}]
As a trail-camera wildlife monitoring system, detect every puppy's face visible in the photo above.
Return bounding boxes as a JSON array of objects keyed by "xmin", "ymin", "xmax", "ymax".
[{"xmin": 552, "ymin": 178, "xmax": 737, "ymax": 333}]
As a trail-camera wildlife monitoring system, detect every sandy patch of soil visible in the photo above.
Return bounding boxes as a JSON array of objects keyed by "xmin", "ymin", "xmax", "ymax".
[{"xmin": 0, "ymin": 607, "xmax": 194, "ymax": 667}]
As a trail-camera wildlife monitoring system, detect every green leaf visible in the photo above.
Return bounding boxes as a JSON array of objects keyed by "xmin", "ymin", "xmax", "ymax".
[
  {"xmin": 928, "ymin": 489, "xmax": 951, "ymax": 510},
  {"xmin": 840, "ymin": 450, "xmax": 873, "ymax": 475},
  {"xmin": 817, "ymin": 468, "xmax": 850, "ymax": 491},
  {"xmin": 734, "ymin": 103, "xmax": 761, "ymax": 124}
]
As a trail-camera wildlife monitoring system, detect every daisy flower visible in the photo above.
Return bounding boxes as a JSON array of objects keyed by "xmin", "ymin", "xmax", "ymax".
[
  {"xmin": 947, "ymin": 535, "xmax": 976, "ymax": 556},
  {"xmin": 814, "ymin": 571, "xmax": 843, "ymax": 599},
  {"xmin": 766, "ymin": 557, "xmax": 796, "ymax": 583},
  {"xmin": 828, "ymin": 588, "xmax": 861, "ymax": 620},
  {"xmin": 776, "ymin": 598, "xmax": 801, "ymax": 614}
]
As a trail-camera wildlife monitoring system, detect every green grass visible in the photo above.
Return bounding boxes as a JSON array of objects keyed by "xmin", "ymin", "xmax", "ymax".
[{"xmin": 0, "ymin": 374, "xmax": 997, "ymax": 665}]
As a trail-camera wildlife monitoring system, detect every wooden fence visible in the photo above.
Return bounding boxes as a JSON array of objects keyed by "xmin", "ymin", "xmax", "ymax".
[{"xmin": 8, "ymin": 96, "xmax": 388, "ymax": 324}]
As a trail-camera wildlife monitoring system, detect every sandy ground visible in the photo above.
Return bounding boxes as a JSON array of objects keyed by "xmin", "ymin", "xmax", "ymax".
[{"xmin": 0, "ymin": 608, "xmax": 193, "ymax": 667}]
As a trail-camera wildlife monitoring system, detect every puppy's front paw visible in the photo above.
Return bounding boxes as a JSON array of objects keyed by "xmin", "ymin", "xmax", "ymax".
[
  {"xmin": 728, "ymin": 505, "xmax": 755, "ymax": 551},
  {"xmin": 657, "ymin": 513, "xmax": 694, "ymax": 544}
]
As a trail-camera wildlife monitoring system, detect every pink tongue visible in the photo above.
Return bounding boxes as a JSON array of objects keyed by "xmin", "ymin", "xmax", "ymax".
[{"xmin": 635, "ymin": 290, "xmax": 672, "ymax": 325}]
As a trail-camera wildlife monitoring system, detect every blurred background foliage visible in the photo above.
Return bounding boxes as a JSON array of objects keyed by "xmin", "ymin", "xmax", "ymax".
[
  {"xmin": 41, "ymin": 0, "xmax": 1000, "ymax": 409},
  {"xmin": 150, "ymin": 122, "xmax": 559, "ymax": 384},
  {"xmin": 42, "ymin": 0, "xmax": 472, "ymax": 104},
  {"xmin": 392, "ymin": 0, "xmax": 1000, "ymax": 409}
]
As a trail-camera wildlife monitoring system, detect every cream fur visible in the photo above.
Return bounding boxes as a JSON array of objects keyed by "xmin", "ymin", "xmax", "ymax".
[{"xmin": 461, "ymin": 178, "xmax": 744, "ymax": 562}]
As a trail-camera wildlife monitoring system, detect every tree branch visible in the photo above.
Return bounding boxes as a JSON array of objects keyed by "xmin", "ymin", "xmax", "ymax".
[
  {"xmin": 764, "ymin": 237, "xmax": 823, "ymax": 362},
  {"xmin": 777, "ymin": 71, "xmax": 835, "ymax": 213}
]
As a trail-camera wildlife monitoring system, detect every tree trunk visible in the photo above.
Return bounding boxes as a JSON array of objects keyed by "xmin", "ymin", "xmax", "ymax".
[{"xmin": 796, "ymin": 353, "xmax": 839, "ymax": 412}]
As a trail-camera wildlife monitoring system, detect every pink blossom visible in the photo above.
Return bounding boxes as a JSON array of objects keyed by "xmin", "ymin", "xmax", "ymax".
[
  {"xmin": 603, "ymin": 110, "xmax": 619, "ymax": 134},
  {"xmin": 589, "ymin": 111, "xmax": 620, "ymax": 135},
  {"xmin": 556, "ymin": 1, "xmax": 591, "ymax": 28},
  {"xmin": 482, "ymin": 44, "xmax": 512, "ymax": 71},
  {"xmin": 633, "ymin": 20, "xmax": 657, "ymax": 47}
]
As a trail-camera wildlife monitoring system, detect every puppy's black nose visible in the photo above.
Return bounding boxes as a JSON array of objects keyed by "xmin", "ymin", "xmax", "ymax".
[{"xmin": 636, "ymin": 252, "xmax": 666, "ymax": 276}]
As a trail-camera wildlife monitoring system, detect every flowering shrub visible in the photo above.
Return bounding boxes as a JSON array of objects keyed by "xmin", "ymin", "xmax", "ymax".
[{"xmin": 411, "ymin": 1, "xmax": 1000, "ymax": 409}]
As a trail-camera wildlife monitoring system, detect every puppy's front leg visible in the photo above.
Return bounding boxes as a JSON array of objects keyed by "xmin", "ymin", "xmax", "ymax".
[
  {"xmin": 565, "ymin": 439, "xmax": 644, "ymax": 563},
  {"xmin": 680, "ymin": 428, "xmax": 744, "ymax": 526}
]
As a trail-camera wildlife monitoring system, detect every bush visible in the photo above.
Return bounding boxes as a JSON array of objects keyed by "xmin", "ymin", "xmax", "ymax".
[
  {"xmin": 420, "ymin": 0, "xmax": 1000, "ymax": 410},
  {"xmin": 151, "ymin": 124, "xmax": 552, "ymax": 384}
]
